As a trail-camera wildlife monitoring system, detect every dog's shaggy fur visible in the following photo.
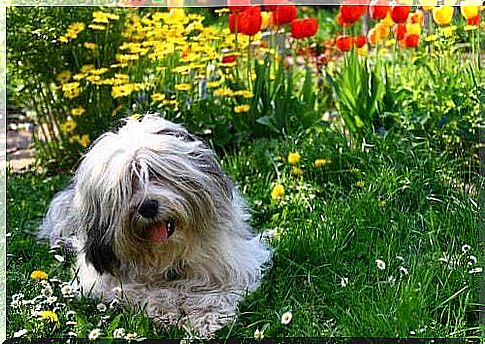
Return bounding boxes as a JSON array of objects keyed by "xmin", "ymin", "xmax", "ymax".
[{"xmin": 38, "ymin": 115, "xmax": 271, "ymax": 336}]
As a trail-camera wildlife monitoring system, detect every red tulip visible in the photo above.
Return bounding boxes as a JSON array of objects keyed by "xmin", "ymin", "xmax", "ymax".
[
  {"xmin": 393, "ymin": 23, "xmax": 407, "ymax": 40},
  {"xmin": 369, "ymin": 0, "xmax": 390, "ymax": 20},
  {"xmin": 291, "ymin": 18, "xmax": 319, "ymax": 39},
  {"xmin": 272, "ymin": 3, "xmax": 298, "ymax": 25},
  {"xmin": 390, "ymin": 3, "xmax": 411, "ymax": 23},
  {"xmin": 229, "ymin": 6, "xmax": 262, "ymax": 36},
  {"xmin": 336, "ymin": 35, "xmax": 354, "ymax": 52},
  {"xmin": 404, "ymin": 33, "xmax": 419, "ymax": 48},
  {"xmin": 340, "ymin": 4, "xmax": 368, "ymax": 25},
  {"xmin": 222, "ymin": 55, "xmax": 236, "ymax": 64},
  {"xmin": 354, "ymin": 35, "xmax": 367, "ymax": 48},
  {"xmin": 227, "ymin": 0, "xmax": 251, "ymax": 12},
  {"xmin": 467, "ymin": 13, "xmax": 480, "ymax": 25}
]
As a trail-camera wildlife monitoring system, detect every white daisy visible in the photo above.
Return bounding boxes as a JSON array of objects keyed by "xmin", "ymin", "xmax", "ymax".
[
  {"xmin": 68, "ymin": 331, "xmax": 77, "ymax": 337},
  {"xmin": 468, "ymin": 255, "xmax": 477, "ymax": 266},
  {"xmin": 61, "ymin": 284, "xmax": 75, "ymax": 298},
  {"xmin": 281, "ymin": 311, "xmax": 292, "ymax": 325},
  {"xmin": 469, "ymin": 267, "xmax": 483, "ymax": 274},
  {"xmin": 396, "ymin": 256, "xmax": 404, "ymax": 261},
  {"xmin": 66, "ymin": 310, "xmax": 77, "ymax": 318},
  {"xmin": 461, "ymin": 244, "xmax": 471, "ymax": 254},
  {"xmin": 113, "ymin": 328, "xmax": 126, "ymax": 339},
  {"xmin": 42, "ymin": 285, "xmax": 53, "ymax": 297},
  {"xmin": 376, "ymin": 259, "xmax": 386, "ymax": 270},
  {"xmin": 399, "ymin": 266, "xmax": 409, "ymax": 275},
  {"xmin": 13, "ymin": 329, "xmax": 28, "ymax": 338},
  {"xmin": 254, "ymin": 328, "xmax": 264, "ymax": 340},
  {"xmin": 88, "ymin": 328, "xmax": 101, "ymax": 341},
  {"xmin": 66, "ymin": 321, "xmax": 77, "ymax": 326},
  {"xmin": 96, "ymin": 303, "xmax": 107, "ymax": 312},
  {"xmin": 340, "ymin": 277, "xmax": 349, "ymax": 287}
]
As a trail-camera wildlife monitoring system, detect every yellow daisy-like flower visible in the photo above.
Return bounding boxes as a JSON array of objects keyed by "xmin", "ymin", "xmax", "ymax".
[
  {"xmin": 287, "ymin": 152, "xmax": 301, "ymax": 165},
  {"xmin": 112, "ymin": 84, "xmax": 135, "ymax": 98},
  {"xmin": 39, "ymin": 310, "xmax": 58, "ymax": 323},
  {"xmin": 90, "ymin": 68, "xmax": 109, "ymax": 75},
  {"xmin": 56, "ymin": 71, "xmax": 71, "ymax": 84},
  {"xmin": 356, "ymin": 181, "xmax": 365, "ymax": 188},
  {"xmin": 151, "ymin": 93, "xmax": 166, "ymax": 102},
  {"xmin": 174, "ymin": 83, "xmax": 191, "ymax": 91},
  {"xmin": 68, "ymin": 22, "xmax": 85, "ymax": 34},
  {"xmin": 79, "ymin": 134, "xmax": 90, "ymax": 148},
  {"xmin": 30, "ymin": 270, "xmax": 48, "ymax": 280},
  {"xmin": 58, "ymin": 36, "xmax": 69, "ymax": 43},
  {"xmin": 60, "ymin": 120, "xmax": 77, "ymax": 133},
  {"xmin": 234, "ymin": 105, "xmax": 251, "ymax": 113},
  {"xmin": 71, "ymin": 106, "xmax": 86, "ymax": 116},
  {"xmin": 314, "ymin": 159, "xmax": 331, "ymax": 168},
  {"xmin": 62, "ymin": 82, "xmax": 81, "ymax": 99},
  {"xmin": 88, "ymin": 24, "xmax": 107, "ymax": 30},
  {"xmin": 207, "ymin": 81, "xmax": 223, "ymax": 88},
  {"xmin": 271, "ymin": 184, "xmax": 285, "ymax": 200},
  {"xmin": 291, "ymin": 167, "xmax": 303, "ymax": 177},
  {"xmin": 234, "ymin": 90, "xmax": 254, "ymax": 99},
  {"xmin": 84, "ymin": 42, "xmax": 97, "ymax": 50}
]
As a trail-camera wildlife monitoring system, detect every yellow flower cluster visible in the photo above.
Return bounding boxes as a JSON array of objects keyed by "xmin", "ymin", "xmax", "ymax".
[
  {"xmin": 69, "ymin": 134, "xmax": 91, "ymax": 147},
  {"xmin": 59, "ymin": 22, "xmax": 85, "ymax": 43}
]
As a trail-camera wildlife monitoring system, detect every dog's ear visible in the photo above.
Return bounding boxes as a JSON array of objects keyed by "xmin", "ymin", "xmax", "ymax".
[
  {"xmin": 84, "ymin": 223, "xmax": 120, "ymax": 275},
  {"xmin": 196, "ymin": 148, "xmax": 234, "ymax": 202}
]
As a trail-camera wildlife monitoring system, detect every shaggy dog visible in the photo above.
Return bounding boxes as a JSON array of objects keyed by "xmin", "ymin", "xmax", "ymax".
[{"xmin": 38, "ymin": 115, "xmax": 271, "ymax": 336}]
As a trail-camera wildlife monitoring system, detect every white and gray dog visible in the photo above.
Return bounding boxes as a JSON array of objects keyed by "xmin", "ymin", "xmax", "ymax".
[{"xmin": 38, "ymin": 115, "xmax": 271, "ymax": 336}]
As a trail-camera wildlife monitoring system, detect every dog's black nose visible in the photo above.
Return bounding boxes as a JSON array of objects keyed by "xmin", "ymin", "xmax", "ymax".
[{"xmin": 138, "ymin": 200, "xmax": 159, "ymax": 218}]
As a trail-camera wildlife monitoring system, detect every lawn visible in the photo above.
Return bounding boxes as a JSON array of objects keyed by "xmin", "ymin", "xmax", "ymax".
[{"xmin": 7, "ymin": 128, "xmax": 482, "ymax": 339}]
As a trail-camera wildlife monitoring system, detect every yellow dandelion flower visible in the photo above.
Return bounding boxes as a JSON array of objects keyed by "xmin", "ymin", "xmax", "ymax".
[
  {"xmin": 39, "ymin": 310, "xmax": 58, "ymax": 323},
  {"xmin": 287, "ymin": 152, "xmax": 301, "ymax": 165},
  {"xmin": 314, "ymin": 159, "xmax": 331, "ymax": 168},
  {"xmin": 88, "ymin": 24, "xmax": 107, "ymax": 30},
  {"xmin": 30, "ymin": 270, "xmax": 48, "ymax": 280},
  {"xmin": 58, "ymin": 36, "xmax": 69, "ymax": 43},
  {"xmin": 112, "ymin": 84, "xmax": 135, "ymax": 98},
  {"xmin": 271, "ymin": 184, "xmax": 285, "ymax": 201},
  {"xmin": 174, "ymin": 83, "xmax": 191, "ymax": 91},
  {"xmin": 291, "ymin": 167, "xmax": 303, "ymax": 177},
  {"xmin": 68, "ymin": 22, "xmax": 85, "ymax": 34},
  {"xmin": 234, "ymin": 105, "xmax": 251, "ymax": 113},
  {"xmin": 56, "ymin": 71, "xmax": 71, "ymax": 84},
  {"xmin": 234, "ymin": 90, "xmax": 254, "ymax": 98},
  {"xmin": 71, "ymin": 107, "xmax": 86, "ymax": 116},
  {"xmin": 73, "ymin": 73, "xmax": 87, "ymax": 81},
  {"xmin": 69, "ymin": 135, "xmax": 80, "ymax": 144},
  {"xmin": 86, "ymin": 75, "xmax": 101, "ymax": 83},
  {"xmin": 62, "ymin": 82, "xmax": 81, "ymax": 99},
  {"xmin": 356, "ymin": 181, "xmax": 365, "ymax": 188},
  {"xmin": 60, "ymin": 120, "xmax": 77, "ymax": 133},
  {"xmin": 131, "ymin": 113, "xmax": 143, "ymax": 120},
  {"xmin": 79, "ymin": 134, "xmax": 90, "ymax": 148},
  {"xmin": 90, "ymin": 68, "xmax": 109, "ymax": 75},
  {"xmin": 84, "ymin": 42, "xmax": 97, "ymax": 50},
  {"xmin": 151, "ymin": 93, "xmax": 166, "ymax": 101}
]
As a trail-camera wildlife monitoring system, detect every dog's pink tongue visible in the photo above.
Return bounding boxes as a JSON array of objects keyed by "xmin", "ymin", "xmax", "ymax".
[{"xmin": 148, "ymin": 223, "xmax": 168, "ymax": 243}]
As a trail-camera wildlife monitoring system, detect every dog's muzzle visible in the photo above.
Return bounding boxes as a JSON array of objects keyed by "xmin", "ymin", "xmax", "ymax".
[
  {"xmin": 139, "ymin": 200, "xmax": 175, "ymax": 243},
  {"xmin": 146, "ymin": 220, "xmax": 175, "ymax": 243}
]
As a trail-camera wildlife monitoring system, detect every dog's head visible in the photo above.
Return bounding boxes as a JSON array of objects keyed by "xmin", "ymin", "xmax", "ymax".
[{"xmin": 73, "ymin": 115, "xmax": 233, "ymax": 275}]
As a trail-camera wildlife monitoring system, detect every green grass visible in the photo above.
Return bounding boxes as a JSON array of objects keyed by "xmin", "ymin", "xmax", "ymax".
[{"xmin": 7, "ymin": 128, "xmax": 483, "ymax": 340}]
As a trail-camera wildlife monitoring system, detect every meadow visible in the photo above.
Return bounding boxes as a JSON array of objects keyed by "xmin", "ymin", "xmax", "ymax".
[{"xmin": 6, "ymin": 3, "xmax": 484, "ymax": 340}]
